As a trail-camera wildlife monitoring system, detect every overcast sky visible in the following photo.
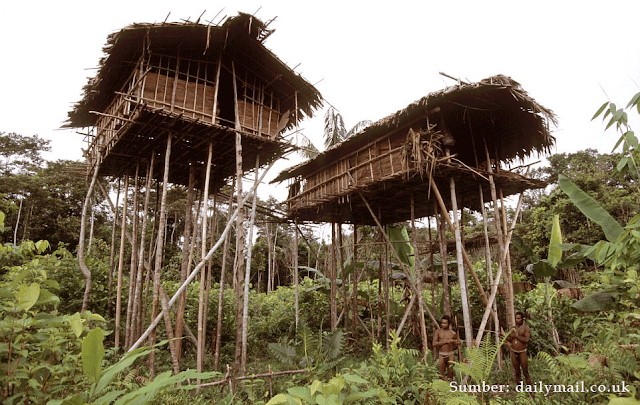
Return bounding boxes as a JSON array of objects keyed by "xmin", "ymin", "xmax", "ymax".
[{"xmin": 1, "ymin": 0, "xmax": 639, "ymax": 204}]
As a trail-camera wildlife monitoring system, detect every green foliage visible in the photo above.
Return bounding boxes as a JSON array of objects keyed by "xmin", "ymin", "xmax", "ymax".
[
  {"xmin": 268, "ymin": 322, "xmax": 344, "ymax": 372},
  {"xmin": 356, "ymin": 331, "xmax": 436, "ymax": 404},
  {"xmin": 266, "ymin": 373, "xmax": 391, "ymax": 405},
  {"xmin": 558, "ymin": 176, "xmax": 624, "ymax": 243},
  {"xmin": 0, "ymin": 241, "xmax": 105, "ymax": 404},
  {"xmin": 453, "ymin": 333, "xmax": 509, "ymax": 387},
  {"xmin": 55, "ymin": 328, "xmax": 220, "ymax": 405}
]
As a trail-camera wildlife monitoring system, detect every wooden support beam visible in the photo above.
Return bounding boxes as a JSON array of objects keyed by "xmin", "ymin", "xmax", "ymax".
[
  {"xmin": 357, "ymin": 191, "xmax": 440, "ymax": 329},
  {"xmin": 428, "ymin": 176, "xmax": 490, "ymax": 307},
  {"xmin": 450, "ymin": 177, "xmax": 473, "ymax": 349},
  {"xmin": 126, "ymin": 158, "xmax": 277, "ymax": 357},
  {"xmin": 197, "ymin": 142, "xmax": 213, "ymax": 389}
]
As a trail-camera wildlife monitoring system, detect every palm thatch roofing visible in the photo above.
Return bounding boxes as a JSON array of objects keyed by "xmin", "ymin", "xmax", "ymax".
[
  {"xmin": 66, "ymin": 12, "xmax": 322, "ymax": 130},
  {"xmin": 275, "ymin": 75, "xmax": 555, "ymax": 182},
  {"xmin": 274, "ymin": 75, "xmax": 556, "ymax": 225},
  {"xmin": 64, "ymin": 13, "xmax": 322, "ymax": 190}
]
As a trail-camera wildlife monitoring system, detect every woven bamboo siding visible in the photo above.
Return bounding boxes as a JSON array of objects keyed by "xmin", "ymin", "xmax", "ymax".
[
  {"xmin": 289, "ymin": 130, "xmax": 408, "ymax": 212},
  {"xmin": 238, "ymin": 99, "xmax": 281, "ymax": 137},
  {"xmin": 142, "ymin": 71, "xmax": 217, "ymax": 122}
]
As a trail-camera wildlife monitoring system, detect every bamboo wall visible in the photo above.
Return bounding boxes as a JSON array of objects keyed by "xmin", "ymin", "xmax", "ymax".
[
  {"xmin": 87, "ymin": 53, "xmax": 284, "ymax": 170},
  {"xmin": 288, "ymin": 129, "xmax": 409, "ymax": 211}
]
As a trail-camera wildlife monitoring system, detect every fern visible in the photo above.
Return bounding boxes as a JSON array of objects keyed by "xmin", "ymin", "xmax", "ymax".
[
  {"xmin": 321, "ymin": 328, "xmax": 344, "ymax": 362},
  {"xmin": 454, "ymin": 332, "xmax": 508, "ymax": 384},
  {"xmin": 268, "ymin": 342, "xmax": 297, "ymax": 366},
  {"xmin": 268, "ymin": 323, "xmax": 345, "ymax": 370},
  {"xmin": 535, "ymin": 351, "xmax": 561, "ymax": 381}
]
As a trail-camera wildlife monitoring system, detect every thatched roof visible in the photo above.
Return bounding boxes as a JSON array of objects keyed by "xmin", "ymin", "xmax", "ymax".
[
  {"xmin": 273, "ymin": 75, "xmax": 556, "ymax": 183},
  {"xmin": 65, "ymin": 12, "xmax": 322, "ymax": 129}
]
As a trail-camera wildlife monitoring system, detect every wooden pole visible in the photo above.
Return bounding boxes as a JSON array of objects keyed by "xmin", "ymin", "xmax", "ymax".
[
  {"xmin": 107, "ymin": 178, "xmax": 121, "ymax": 317},
  {"xmin": 125, "ymin": 162, "xmax": 140, "ymax": 348},
  {"xmin": 175, "ymin": 163, "xmax": 194, "ymax": 364},
  {"xmin": 197, "ymin": 142, "xmax": 213, "ymax": 389},
  {"xmin": 149, "ymin": 132, "xmax": 172, "ymax": 377},
  {"xmin": 126, "ymin": 158, "xmax": 277, "ymax": 357},
  {"xmin": 478, "ymin": 183, "xmax": 501, "ymax": 367},
  {"xmin": 358, "ymin": 191, "xmax": 440, "ymax": 328},
  {"xmin": 436, "ymin": 202, "xmax": 452, "ymax": 316},
  {"xmin": 232, "ymin": 60, "xmax": 246, "ymax": 379},
  {"xmin": 337, "ymin": 222, "xmax": 345, "ymax": 328},
  {"xmin": 214, "ymin": 177, "xmax": 235, "ymax": 371},
  {"xmin": 132, "ymin": 153, "xmax": 155, "ymax": 345},
  {"xmin": 330, "ymin": 222, "xmax": 337, "ymax": 330},
  {"xmin": 411, "ymin": 192, "xmax": 429, "ymax": 362},
  {"xmin": 482, "ymin": 135, "xmax": 514, "ymax": 329},
  {"xmin": 428, "ymin": 176, "xmax": 490, "ymax": 307},
  {"xmin": 79, "ymin": 162, "xmax": 101, "ymax": 313},
  {"xmin": 450, "ymin": 177, "xmax": 473, "ymax": 349},
  {"xmin": 352, "ymin": 225, "xmax": 358, "ymax": 334},
  {"xmin": 241, "ymin": 155, "xmax": 260, "ymax": 375},
  {"xmin": 115, "ymin": 173, "xmax": 129, "ymax": 350},
  {"xmin": 294, "ymin": 218, "xmax": 299, "ymax": 328}
]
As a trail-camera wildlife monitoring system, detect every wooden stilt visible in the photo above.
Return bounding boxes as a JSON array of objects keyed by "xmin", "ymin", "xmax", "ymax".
[
  {"xmin": 358, "ymin": 191, "xmax": 439, "ymax": 328},
  {"xmin": 125, "ymin": 162, "xmax": 140, "ymax": 348},
  {"xmin": 232, "ymin": 59, "xmax": 245, "ymax": 379},
  {"xmin": 428, "ymin": 177, "xmax": 490, "ymax": 307},
  {"xmin": 79, "ymin": 162, "xmax": 101, "ymax": 313},
  {"xmin": 294, "ymin": 218, "xmax": 299, "ymax": 328},
  {"xmin": 133, "ymin": 153, "xmax": 155, "ymax": 345},
  {"xmin": 330, "ymin": 222, "xmax": 337, "ymax": 330},
  {"xmin": 411, "ymin": 192, "xmax": 429, "ymax": 362},
  {"xmin": 126, "ymin": 159, "xmax": 277, "ymax": 357},
  {"xmin": 107, "ymin": 178, "xmax": 120, "ymax": 316},
  {"xmin": 481, "ymin": 135, "xmax": 514, "ymax": 329},
  {"xmin": 175, "ymin": 163, "xmax": 194, "ymax": 364},
  {"xmin": 352, "ymin": 225, "xmax": 358, "ymax": 334},
  {"xmin": 107, "ymin": 178, "xmax": 121, "ymax": 317},
  {"xmin": 197, "ymin": 142, "xmax": 213, "ymax": 390},
  {"xmin": 115, "ymin": 173, "xmax": 129, "ymax": 350},
  {"xmin": 214, "ymin": 176, "xmax": 235, "ymax": 371},
  {"xmin": 241, "ymin": 155, "xmax": 260, "ymax": 375},
  {"xmin": 478, "ymin": 183, "xmax": 502, "ymax": 367},
  {"xmin": 436, "ymin": 202, "xmax": 452, "ymax": 316},
  {"xmin": 337, "ymin": 222, "xmax": 345, "ymax": 328},
  {"xmin": 450, "ymin": 177, "xmax": 473, "ymax": 348},
  {"xmin": 150, "ymin": 132, "xmax": 172, "ymax": 377}
]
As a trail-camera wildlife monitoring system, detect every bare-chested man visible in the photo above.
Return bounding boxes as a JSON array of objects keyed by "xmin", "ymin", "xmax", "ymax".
[
  {"xmin": 505, "ymin": 311, "xmax": 532, "ymax": 385},
  {"xmin": 433, "ymin": 315, "xmax": 460, "ymax": 379}
]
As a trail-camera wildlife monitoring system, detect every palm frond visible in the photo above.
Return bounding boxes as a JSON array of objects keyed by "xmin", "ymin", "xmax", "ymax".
[
  {"xmin": 297, "ymin": 134, "xmax": 320, "ymax": 159},
  {"xmin": 346, "ymin": 120, "xmax": 372, "ymax": 137},
  {"xmin": 321, "ymin": 329, "xmax": 344, "ymax": 361},
  {"xmin": 324, "ymin": 107, "xmax": 346, "ymax": 149},
  {"xmin": 268, "ymin": 342, "xmax": 297, "ymax": 366}
]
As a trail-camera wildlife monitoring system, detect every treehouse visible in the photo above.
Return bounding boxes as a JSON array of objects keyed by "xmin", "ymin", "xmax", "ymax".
[
  {"xmin": 273, "ymin": 75, "xmax": 556, "ymax": 225},
  {"xmin": 66, "ymin": 13, "xmax": 322, "ymax": 190}
]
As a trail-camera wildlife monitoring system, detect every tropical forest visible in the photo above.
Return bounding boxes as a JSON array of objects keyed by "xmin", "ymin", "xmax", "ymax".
[{"xmin": 0, "ymin": 86, "xmax": 638, "ymax": 405}]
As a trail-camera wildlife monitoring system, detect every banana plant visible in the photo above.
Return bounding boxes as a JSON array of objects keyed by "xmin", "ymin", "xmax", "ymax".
[{"xmin": 558, "ymin": 175, "xmax": 638, "ymax": 314}]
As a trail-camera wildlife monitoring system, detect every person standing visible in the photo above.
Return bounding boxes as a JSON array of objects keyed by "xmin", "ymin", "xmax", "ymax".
[
  {"xmin": 505, "ymin": 311, "xmax": 532, "ymax": 385},
  {"xmin": 433, "ymin": 315, "xmax": 460, "ymax": 379}
]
